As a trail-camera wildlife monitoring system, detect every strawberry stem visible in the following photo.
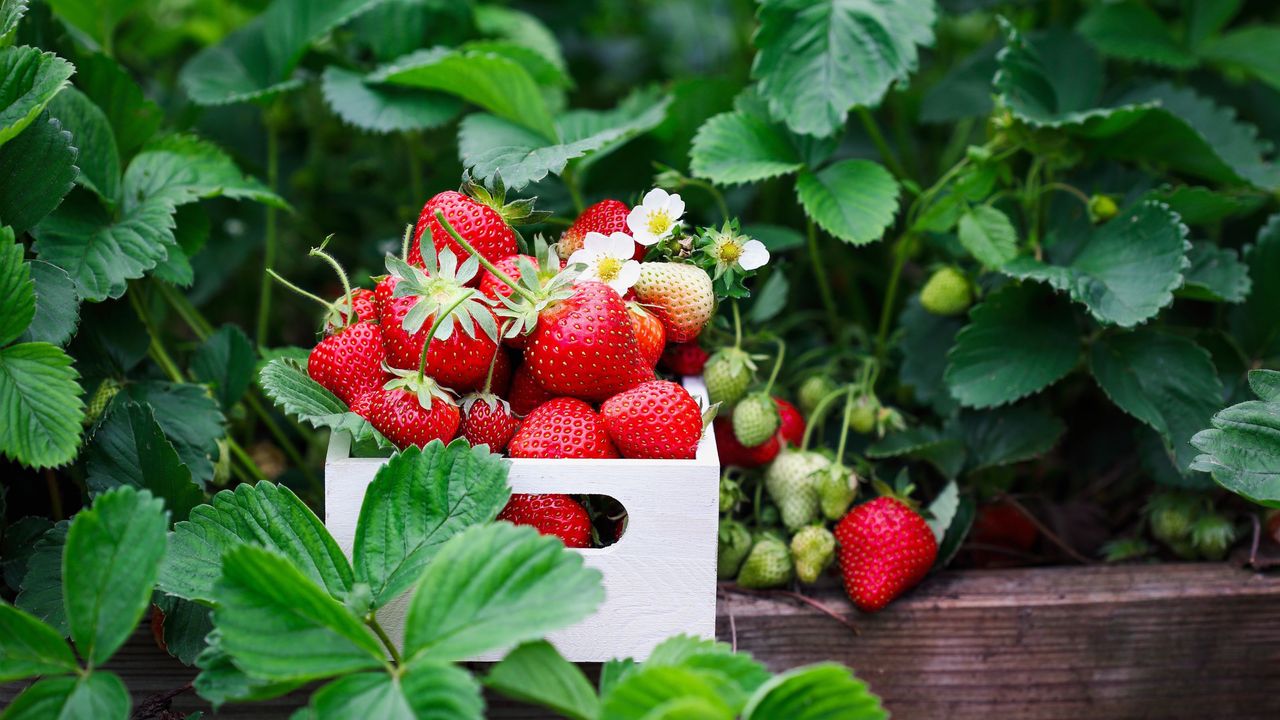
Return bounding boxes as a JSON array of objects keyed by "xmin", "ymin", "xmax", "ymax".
[
  {"xmin": 835, "ymin": 386, "xmax": 854, "ymax": 466},
  {"xmin": 762, "ymin": 337, "xmax": 786, "ymax": 396},
  {"xmin": 309, "ymin": 240, "xmax": 354, "ymax": 326},
  {"xmin": 416, "ymin": 289, "xmax": 476, "ymax": 381},
  {"xmin": 266, "ymin": 269, "xmax": 337, "ymax": 314},
  {"xmin": 433, "ymin": 210, "xmax": 538, "ymax": 304},
  {"xmin": 400, "ymin": 225, "xmax": 413, "ymax": 262},
  {"xmin": 801, "ymin": 385, "xmax": 851, "ymax": 451},
  {"xmin": 481, "ymin": 345, "xmax": 501, "ymax": 394},
  {"xmin": 731, "ymin": 300, "xmax": 742, "ymax": 349}
]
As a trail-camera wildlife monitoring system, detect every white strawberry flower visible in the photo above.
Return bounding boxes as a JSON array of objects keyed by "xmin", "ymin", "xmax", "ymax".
[
  {"xmin": 627, "ymin": 188, "xmax": 685, "ymax": 246},
  {"xmin": 711, "ymin": 231, "xmax": 769, "ymax": 272},
  {"xmin": 566, "ymin": 231, "xmax": 642, "ymax": 295}
]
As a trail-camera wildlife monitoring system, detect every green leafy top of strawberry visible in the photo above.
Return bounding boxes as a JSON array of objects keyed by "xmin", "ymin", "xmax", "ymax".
[
  {"xmin": 460, "ymin": 170, "xmax": 551, "ymax": 227},
  {"xmin": 384, "ymin": 241, "xmax": 499, "ymax": 346}
]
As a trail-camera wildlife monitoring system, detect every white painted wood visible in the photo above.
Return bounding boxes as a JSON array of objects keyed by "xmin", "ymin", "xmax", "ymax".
[{"xmin": 324, "ymin": 377, "xmax": 720, "ymax": 662}]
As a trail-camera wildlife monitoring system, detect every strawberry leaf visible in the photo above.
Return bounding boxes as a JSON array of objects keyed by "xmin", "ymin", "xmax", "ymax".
[
  {"xmin": 600, "ymin": 665, "xmax": 733, "ymax": 720},
  {"xmin": 794, "ymin": 160, "xmax": 900, "ymax": 246},
  {"xmin": 1178, "ymin": 242, "xmax": 1251, "ymax": 303},
  {"xmin": 320, "ymin": 66, "xmax": 462, "ymax": 134},
  {"xmin": 690, "ymin": 110, "xmax": 804, "ymax": 187},
  {"xmin": 0, "ymin": 228, "xmax": 35, "ymax": 345},
  {"xmin": 115, "ymin": 380, "xmax": 225, "ymax": 487},
  {"xmin": 190, "ymin": 325, "xmax": 256, "ymax": 412},
  {"xmin": 956, "ymin": 205, "xmax": 1018, "ymax": 269},
  {"xmin": 84, "ymin": 401, "xmax": 204, "ymax": 523},
  {"xmin": 1191, "ymin": 369, "xmax": 1280, "ymax": 507},
  {"xmin": 0, "ymin": 342, "xmax": 83, "ymax": 469},
  {"xmin": 1230, "ymin": 213, "xmax": 1280, "ymax": 359},
  {"xmin": 0, "ymin": 111, "xmax": 78, "ymax": 236},
  {"xmin": 0, "ymin": 45, "xmax": 73, "ymax": 147},
  {"xmin": 70, "ymin": 53, "xmax": 163, "ymax": 160},
  {"xmin": 1076, "ymin": 2, "xmax": 1196, "ymax": 69},
  {"xmin": 123, "ymin": 134, "xmax": 286, "ymax": 210},
  {"xmin": 0, "ymin": 672, "xmax": 129, "ymax": 720},
  {"xmin": 15, "ymin": 521, "xmax": 68, "ymax": 635},
  {"xmin": 46, "ymin": 87, "xmax": 118, "ymax": 205},
  {"xmin": 17, "ymin": 260, "xmax": 78, "ymax": 347},
  {"xmin": 742, "ymin": 663, "xmax": 886, "ymax": 720},
  {"xmin": 0, "ymin": 601, "xmax": 76, "ymax": 682},
  {"xmin": 948, "ymin": 405, "xmax": 1065, "ymax": 474},
  {"xmin": 310, "ymin": 659, "xmax": 484, "ymax": 719},
  {"xmin": 258, "ymin": 357, "xmax": 392, "ymax": 451},
  {"xmin": 485, "ymin": 641, "xmax": 599, "ymax": 720}
]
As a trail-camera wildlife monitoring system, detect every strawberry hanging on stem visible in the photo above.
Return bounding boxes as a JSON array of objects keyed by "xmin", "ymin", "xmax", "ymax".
[
  {"xmin": 458, "ymin": 349, "xmax": 521, "ymax": 452},
  {"xmin": 408, "ymin": 171, "xmax": 549, "ymax": 272},
  {"xmin": 732, "ymin": 336, "xmax": 786, "ymax": 448}
]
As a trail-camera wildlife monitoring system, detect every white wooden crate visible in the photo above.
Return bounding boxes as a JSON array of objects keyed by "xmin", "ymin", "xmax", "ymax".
[{"xmin": 324, "ymin": 377, "xmax": 720, "ymax": 662}]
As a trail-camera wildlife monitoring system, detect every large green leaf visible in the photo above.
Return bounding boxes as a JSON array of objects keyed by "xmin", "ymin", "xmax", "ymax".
[
  {"xmin": 0, "ymin": 0, "xmax": 28, "ymax": 43},
  {"xmin": 193, "ymin": 635, "xmax": 304, "ymax": 708},
  {"xmin": 179, "ymin": 0, "xmax": 381, "ymax": 105},
  {"xmin": 866, "ymin": 426, "xmax": 966, "ymax": 479},
  {"xmin": 949, "ymin": 405, "xmax": 1065, "ymax": 473},
  {"xmin": 555, "ymin": 87, "xmax": 671, "ymax": 179},
  {"xmin": 17, "ymin": 260, "xmax": 79, "ymax": 346},
  {"xmin": 956, "ymin": 205, "xmax": 1018, "ymax": 268},
  {"xmin": 1076, "ymin": 2, "xmax": 1195, "ymax": 69},
  {"xmin": 84, "ymin": 402, "xmax": 204, "ymax": 522},
  {"xmin": 473, "ymin": 4, "xmax": 566, "ymax": 73},
  {"xmin": 484, "ymin": 641, "xmax": 598, "ymax": 720},
  {"xmin": 0, "ymin": 231, "xmax": 34, "ymax": 345},
  {"xmin": 1003, "ymin": 201, "xmax": 1189, "ymax": 328},
  {"xmin": 158, "ymin": 481, "xmax": 353, "ymax": 604},
  {"xmin": 644, "ymin": 635, "xmax": 771, "ymax": 705},
  {"xmin": 1151, "ymin": 185, "xmax": 1265, "ymax": 225},
  {"xmin": 0, "ymin": 342, "xmax": 82, "ymax": 469},
  {"xmin": 64, "ymin": 486, "xmax": 168, "ymax": 666},
  {"xmin": 0, "ymin": 672, "xmax": 129, "ymax": 720},
  {"xmin": 150, "ymin": 203, "xmax": 209, "ymax": 287},
  {"xmin": 45, "ymin": 0, "xmax": 140, "ymax": 52},
  {"xmin": 0, "ymin": 45, "xmax": 73, "ymax": 147},
  {"xmin": 1191, "ymin": 370, "xmax": 1280, "ymax": 507},
  {"xmin": 258, "ymin": 358, "xmax": 391, "ymax": 450},
  {"xmin": 689, "ymin": 110, "xmax": 803, "ymax": 186},
  {"xmin": 403, "ymin": 523, "xmax": 603, "ymax": 662},
  {"xmin": 70, "ymin": 53, "xmax": 161, "ymax": 160},
  {"xmin": 123, "ymin": 134, "xmax": 284, "ymax": 210},
  {"xmin": 795, "ymin": 160, "xmax": 899, "ymax": 246},
  {"xmin": 919, "ymin": 42, "xmax": 999, "ymax": 124},
  {"xmin": 600, "ymin": 665, "xmax": 733, "ymax": 720},
  {"xmin": 211, "ymin": 545, "xmax": 385, "ymax": 682},
  {"xmin": 309, "ymin": 659, "xmax": 484, "ymax": 720},
  {"xmin": 373, "ymin": 48, "xmax": 556, "ymax": 139},
  {"xmin": 46, "ymin": 87, "xmax": 118, "ymax": 203},
  {"xmin": 944, "ymin": 283, "xmax": 1080, "ymax": 409},
  {"xmin": 1200, "ymin": 27, "xmax": 1280, "ymax": 94},
  {"xmin": 897, "ymin": 297, "xmax": 961, "ymax": 415},
  {"xmin": 751, "ymin": 0, "xmax": 936, "ymax": 137},
  {"xmin": 117, "ymin": 380, "xmax": 224, "ymax": 486},
  {"xmin": 190, "ymin": 325, "xmax": 255, "ymax": 411},
  {"xmin": 15, "ymin": 521, "xmax": 68, "ymax": 634},
  {"xmin": 320, "ymin": 66, "xmax": 461, "ymax": 134},
  {"xmin": 0, "ymin": 601, "xmax": 76, "ymax": 681},
  {"xmin": 1231, "ymin": 214, "xmax": 1280, "ymax": 359},
  {"xmin": 1090, "ymin": 329, "xmax": 1224, "ymax": 473},
  {"xmin": 1178, "ymin": 242, "xmax": 1251, "ymax": 303},
  {"xmin": 743, "ymin": 663, "xmax": 885, "ymax": 720},
  {"xmin": 354, "ymin": 440, "xmax": 510, "ymax": 610},
  {"xmin": 0, "ymin": 111, "xmax": 78, "ymax": 235}
]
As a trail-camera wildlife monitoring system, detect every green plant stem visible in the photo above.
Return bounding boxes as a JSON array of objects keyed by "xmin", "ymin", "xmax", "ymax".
[
  {"xmin": 834, "ymin": 388, "xmax": 855, "ymax": 466},
  {"xmin": 762, "ymin": 338, "xmax": 786, "ymax": 396},
  {"xmin": 369, "ymin": 617, "xmax": 403, "ymax": 666},
  {"xmin": 873, "ymin": 234, "xmax": 912, "ymax": 366},
  {"xmin": 800, "ymin": 386, "xmax": 851, "ymax": 451},
  {"xmin": 434, "ymin": 210, "xmax": 539, "ymax": 304},
  {"xmin": 1023, "ymin": 156, "xmax": 1045, "ymax": 259},
  {"xmin": 255, "ymin": 117, "xmax": 281, "ymax": 348},
  {"xmin": 266, "ymin": 269, "xmax": 333, "ymax": 310},
  {"xmin": 682, "ymin": 177, "xmax": 731, "ymax": 222},
  {"xmin": 731, "ymin": 300, "xmax": 743, "ymax": 349},
  {"xmin": 416, "ymin": 291, "xmax": 476, "ymax": 380},
  {"xmin": 857, "ymin": 108, "xmax": 908, "ymax": 179},
  {"xmin": 805, "ymin": 218, "xmax": 841, "ymax": 341},
  {"xmin": 228, "ymin": 438, "xmax": 266, "ymax": 481},
  {"xmin": 1042, "ymin": 181, "xmax": 1091, "ymax": 208}
]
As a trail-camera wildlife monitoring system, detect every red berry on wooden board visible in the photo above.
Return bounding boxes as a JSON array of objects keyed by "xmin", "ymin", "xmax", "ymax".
[
  {"xmin": 600, "ymin": 380, "xmax": 704, "ymax": 459},
  {"xmin": 834, "ymin": 497, "xmax": 938, "ymax": 613},
  {"xmin": 508, "ymin": 397, "xmax": 620, "ymax": 459},
  {"xmin": 498, "ymin": 493, "xmax": 592, "ymax": 548}
]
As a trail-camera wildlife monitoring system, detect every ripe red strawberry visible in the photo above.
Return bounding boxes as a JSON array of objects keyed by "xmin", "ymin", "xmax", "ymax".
[
  {"xmin": 660, "ymin": 342, "xmax": 709, "ymax": 377},
  {"xmin": 498, "ymin": 494, "xmax": 592, "ymax": 548},
  {"xmin": 713, "ymin": 418, "xmax": 779, "ymax": 468},
  {"xmin": 459, "ymin": 395, "xmax": 521, "ymax": 452},
  {"xmin": 632, "ymin": 263, "xmax": 715, "ymax": 343},
  {"xmin": 508, "ymin": 363, "xmax": 553, "ymax": 416},
  {"xmin": 375, "ymin": 274, "xmax": 499, "ymax": 392},
  {"xmin": 480, "ymin": 254, "xmax": 535, "ymax": 302},
  {"xmin": 559, "ymin": 199, "xmax": 630, "ymax": 257},
  {"xmin": 508, "ymin": 398, "xmax": 619, "ymax": 459},
  {"xmin": 627, "ymin": 302, "xmax": 666, "ymax": 369},
  {"xmin": 351, "ymin": 390, "xmax": 378, "ymax": 418},
  {"xmin": 834, "ymin": 497, "xmax": 938, "ymax": 612},
  {"xmin": 366, "ymin": 387, "xmax": 461, "ymax": 449},
  {"xmin": 489, "ymin": 349, "xmax": 514, "ymax": 397},
  {"xmin": 326, "ymin": 287, "xmax": 379, "ymax": 332},
  {"xmin": 601, "ymin": 380, "xmax": 704, "ymax": 459},
  {"xmin": 968, "ymin": 501, "xmax": 1038, "ymax": 567},
  {"xmin": 525, "ymin": 282, "xmax": 650, "ymax": 402},
  {"xmin": 308, "ymin": 321, "xmax": 387, "ymax": 409},
  {"xmin": 775, "ymin": 398, "xmax": 805, "ymax": 447},
  {"xmin": 409, "ymin": 175, "xmax": 546, "ymax": 272}
]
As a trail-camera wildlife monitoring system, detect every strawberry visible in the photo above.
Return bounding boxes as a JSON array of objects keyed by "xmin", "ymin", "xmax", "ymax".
[
  {"xmin": 764, "ymin": 450, "xmax": 829, "ymax": 531},
  {"xmin": 366, "ymin": 386, "xmax": 461, "ymax": 449},
  {"xmin": 835, "ymin": 497, "xmax": 938, "ymax": 612},
  {"xmin": 488, "ymin": 348, "xmax": 514, "ymax": 397},
  {"xmin": 309, "ymin": 321, "xmax": 387, "ymax": 408},
  {"xmin": 714, "ymin": 418, "xmax": 779, "ymax": 467},
  {"xmin": 627, "ymin": 302, "xmax": 666, "ymax": 369},
  {"xmin": 968, "ymin": 500, "xmax": 1038, "ymax": 567},
  {"xmin": 791, "ymin": 525, "xmax": 836, "ymax": 584},
  {"xmin": 508, "ymin": 362, "xmax": 553, "ymax": 416},
  {"xmin": 774, "ymin": 398, "xmax": 805, "ymax": 446},
  {"xmin": 660, "ymin": 342, "xmax": 708, "ymax": 377},
  {"xmin": 600, "ymin": 380, "xmax": 704, "ymax": 459},
  {"xmin": 84, "ymin": 379, "xmax": 121, "ymax": 425},
  {"xmin": 459, "ymin": 395, "xmax": 521, "ymax": 452},
  {"xmin": 508, "ymin": 397, "xmax": 619, "ymax": 459},
  {"xmin": 847, "ymin": 395, "xmax": 878, "ymax": 434},
  {"xmin": 920, "ymin": 266, "xmax": 972, "ymax": 316},
  {"xmin": 816, "ymin": 464, "xmax": 858, "ymax": 521},
  {"xmin": 351, "ymin": 390, "xmax": 378, "ymax": 418},
  {"xmin": 632, "ymin": 262, "xmax": 715, "ymax": 343},
  {"xmin": 797, "ymin": 375, "xmax": 837, "ymax": 416},
  {"xmin": 732, "ymin": 392, "xmax": 780, "ymax": 447},
  {"xmin": 704, "ymin": 348, "xmax": 754, "ymax": 408},
  {"xmin": 408, "ymin": 174, "xmax": 545, "ymax": 272},
  {"xmin": 737, "ymin": 535, "xmax": 793, "ymax": 589},
  {"xmin": 717, "ymin": 519, "xmax": 753, "ymax": 580},
  {"xmin": 498, "ymin": 494, "xmax": 591, "ymax": 548},
  {"xmin": 559, "ymin": 199, "xmax": 630, "ymax": 258},
  {"xmin": 479, "ymin": 254, "xmax": 534, "ymax": 302}
]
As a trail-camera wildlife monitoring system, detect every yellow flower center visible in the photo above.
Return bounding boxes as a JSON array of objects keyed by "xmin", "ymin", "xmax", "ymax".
[
  {"xmin": 596, "ymin": 256, "xmax": 623, "ymax": 282},
  {"xmin": 718, "ymin": 238, "xmax": 743, "ymax": 262},
  {"xmin": 646, "ymin": 210, "xmax": 672, "ymax": 236}
]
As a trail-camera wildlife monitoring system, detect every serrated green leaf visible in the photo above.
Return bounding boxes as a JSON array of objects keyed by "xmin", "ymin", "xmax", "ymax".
[
  {"xmin": 945, "ymin": 283, "xmax": 1080, "ymax": 409},
  {"xmin": 485, "ymin": 641, "xmax": 598, "ymax": 720},
  {"xmin": 897, "ymin": 297, "xmax": 962, "ymax": 415},
  {"xmin": 191, "ymin": 325, "xmax": 255, "ymax": 411},
  {"xmin": 463, "ymin": 40, "xmax": 571, "ymax": 91},
  {"xmin": 153, "ymin": 592, "xmax": 212, "ymax": 666},
  {"xmin": 556, "ymin": 87, "xmax": 671, "ymax": 180},
  {"xmin": 1076, "ymin": 2, "xmax": 1196, "ymax": 69},
  {"xmin": 956, "ymin": 205, "xmax": 1018, "ymax": 268},
  {"xmin": 0, "ymin": 601, "xmax": 76, "ymax": 681},
  {"xmin": 919, "ymin": 41, "xmax": 999, "ymax": 124},
  {"xmin": 354, "ymin": 440, "xmax": 510, "ymax": 610},
  {"xmin": 0, "ymin": 342, "xmax": 82, "ymax": 469},
  {"xmin": 403, "ymin": 523, "xmax": 603, "ymax": 662},
  {"xmin": 65, "ymin": 486, "xmax": 168, "ymax": 666},
  {"xmin": 17, "ymin": 260, "xmax": 79, "ymax": 346},
  {"xmin": 70, "ymin": 53, "xmax": 161, "ymax": 160},
  {"xmin": 349, "ymin": 0, "xmax": 467, "ymax": 63},
  {"xmin": 950, "ymin": 405, "xmax": 1065, "ymax": 473},
  {"xmin": 600, "ymin": 666, "xmax": 733, "ymax": 720},
  {"xmin": 258, "ymin": 358, "xmax": 391, "ymax": 450},
  {"xmin": 795, "ymin": 160, "xmax": 899, "ymax": 246},
  {"xmin": 689, "ymin": 110, "xmax": 802, "ymax": 186},
  {"xmin": 742, "ymin": 663, "xmax": 885, "ymax": 720},
  {"xmin": 320, "ymin": 66, "xmax": 462, "ymax": 134},
  {"xmin": 117, "ymin": 380, "xmax": 224, "ymax": 486},
  {"xmin": 45, "ymin": 0, "xmax": 140, "ymax": 51},
  {"xmin": 0, "ymin": 672, "xmax": 129, "ymax": 720},
  {"xmin": 123, "ymin": 134, "xmax": 284, "ymax": 210},
  {"xmin": 925, "ymin": 481, "xmax": 959, "ymax": 544},
  {"xmin": 1003, "ymin": 201, "xmax": 1189, "ymax": 327},
  {"xmin": 935, "ymin": 493, "xmax": 975, "ymax": 568},
  {"xmin": 866, "ymin": 427, "xmax": 966, "ymax": 479},
  {"xmin": 0, "ymin": 231, "xmax": 34, "ymax": 345},
  {"xmin": 0, "ymin": 45, "xmax": 73, "ymax": 147},
  {"xmin": 46, "ymin": 87, "xmax": 118, "ymax": 203},
  {"xmin": 15, "ymin": 520, "xmax": 67, "ymax": 635},
  {"xmin": 0, "ymin": 0, "xmax": 29, "ymax": 44},
  {"xmin": 0, "ymin": 112, "xmax": 78, "ymax": 235},
  {"xmin": 473, "ymin": 4, "xmax": 566, "ymax": 73},
  {"xmin": 645, "ymin": 635, "xmax": 770, "ymax": 705},
  {"xmin": 1149, "ymin": 185, "xmax": 1265, "ymax": 225},
  {"xmin": 158, "ymin": 480, "xmax": 353, "ymax": 604},
  {"xmin": 1090, "ymin": 329, "xmax": 1224, "ymax": 473},
  {"xmin": 212, "ymin": 545, "xmax": 384, "ymax": 682},
  {"xmin": 1200, "ymin": 27, "xmax": 1280, "ymax": 93},
  {"xmin": 151, "ymin": 203, "xmax": 209, "ymax": 287},
  {"xmin": 1189, "ymin": 370, "xmax": 1280, "ymax": 507},
  {"xmin": 1178, "ymin": 242, "xmax": 1250, "ymax": 303},
  {"xmin": 751, "ymin": 0, "xmax": 935, "ymax": 137},
  {"xmin": 1231, "ymin": 214, "xmax": 1280, "ymax": 359},
  {"xmin": 310, "ymin": 659, "xmax": 484, "ymax": 720},
  {"xmin": 193, "ymin": 636, "xmax": 303, "ymax": 708},
  {"xmin": 84, "ymin": 401, "xmax": 204, "ymax": 522}
]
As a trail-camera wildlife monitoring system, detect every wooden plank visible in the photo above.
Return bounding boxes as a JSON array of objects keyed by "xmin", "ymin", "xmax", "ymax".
[{"xmin": 4, "ymin": 564, "xmax": 1278, "ymax": 718}]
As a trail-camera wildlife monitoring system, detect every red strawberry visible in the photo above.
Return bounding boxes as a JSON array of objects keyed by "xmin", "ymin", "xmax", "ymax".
[
  {"xmin": 480, "ymin": 254, "xmax": 534, "ymax": 302},
  {"xmin": 459, "ymin": 395, "xmax": 521, "ymax": 452},
  {"xmin": 601, "ymin": 380, "xmax": 704, "ymax": 459},
  {"xmin": 409, "ymin": 175, "xmax": 546, "ymax": 273},
  {"xmin": 713, "ymin": 418, "xmax": 779, "ymax": 468},
  {"xmin": 968, "ymin": 501, "xmax": 1038, "ymax": 567},
  {"xmin": 326, "ymin": 287, "xmax": 379, "ymax": 332},
  {"xmin": 660, "ymin": 342, "xmax": 709, "ymax": 377},
  {"xmin": 508, "ymin": 398, "xmax": 619, "ymax": 459},
  {"xmin": 834, "ymin": 497, "xmax": 938, "ymax": 612},
  {"xmin": 525, "ymin": 282, "xmax": 650, "ymax": 402},
  {"xmin": 632, "ymin": 263, "xmax": 715, "ymax": 343},
  {"xmin": 366, "ymin": 387, "xmax": 461, "ymax": 449},
  {"xmin": 559, "ymin": 199, "xmax": 630, "ymax": 258},
  {"xmin": 775, "ymin": 398, "xmax": 805, "ymax": 447},
  {"xmin": 308, "ymin": 321, "xmax": 387, "ymax": 409},
  {"xmin": 508, "ymin": 363, "xmax": 553, "ymax": 416},
  {"xmin": 627, "ymin": 303, "xmax": 666, "ymax": 369},
  {"xmin": 489, "ymin": 349, "xmax": 514, "ymax": 397},
  {"xmin": 375, "ymin": 275, "xmax": 499, "ymax": 392},
  {"xmin": 498, "ymin": 494, "xmax": 592, "ymax": 548}
]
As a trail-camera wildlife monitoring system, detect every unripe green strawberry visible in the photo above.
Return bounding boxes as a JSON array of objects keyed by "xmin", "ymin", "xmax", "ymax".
[
  {"xmin": 1100, "ymin": 537, "xmax": 1154, "ymax": 563},
  {"xmin": 736, "ymin": 535, "xmax": 793, "ymax": 589},
  {"xmin": 847, "ymin": 395, "xmax": 877, "ymax": 435},
  {"xmin": 798, "ymin": 375, "xmax": 837, "ymax": 416},
  {"xmin": 733, "ymin": 392, "xmax": 780, "ymax": 447},
  {"xmin": 1088, "ymin": 194, "xmax": 1119, "ymax": 222},
  {"xmin": 717, "ymin": 519, "xmax": 753, "ymax": 580},
  {"xmin": 704, "ymin": 348, "xmax": 754, "ymax": 408},
  {"xmin": 719, "ymin": 475, "xmax": 745, "ymax": 513},
  {"xmin": 1190, "ymin": 512, "xmax": 1237, "ymax": 560},
  {"xmin": 213, "ymin": 439, "xmax": 232, "ymax": 486},
  {"xmin": 84, "ymin": 379, "xmax": 121, "ymax": 425},
  {"xmin": 920, "ymin": 267, "xmax": 972, "ymax": 316},
  {"xmin": 816, "ymin": 464, "xmax": 858, "ymax": 520},
  {"xmin": 791, "ymin": 525, "xmax": 836, "ymax": 584},
  {"xmin": 1146, "ymin": 491, "xmax": 1200, "ymax": 545},
  {"xmin": 765, "ymin": 450, "xmax": 829, "ymax": 531}
]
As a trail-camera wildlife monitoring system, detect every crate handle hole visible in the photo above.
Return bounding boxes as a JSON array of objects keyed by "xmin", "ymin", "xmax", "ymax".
[{"xmin": 500, "ymin": 493, "xmax": 629, "ymax": 549}]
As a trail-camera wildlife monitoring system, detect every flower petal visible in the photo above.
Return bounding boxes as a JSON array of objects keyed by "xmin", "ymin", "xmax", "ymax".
[
  {"xmin": 614, "ymin": 260, "xmax": 642, "ymax": 292},
  {"xmin": 642, "ymin": 187, "xmax": 670, "ymax": 208},
  {"xmin": 606, "ymin": 231, "xmax": 637, "ymax": 257},
  {"xmin": 665, "ymin": 193, "xmax": 686, "ymax": 221},
  {"xmin": 739, "ymin": 240, "xmax": 770, "ymax": 270},
  {"xmin": 566, "ymin": 248, "xmax": 595, "ymax": 268},
  {"xmin": 583, "ymin": 231, "xmax": 612, "ymax": 254},
  {"xmin": 626, "ymin": 207, "xmax": 649, "ymax": 237}
]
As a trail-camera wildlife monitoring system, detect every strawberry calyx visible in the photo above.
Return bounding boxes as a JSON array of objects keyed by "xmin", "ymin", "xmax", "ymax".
[
  {"xmin": 384, "ymin": 247, "xmax": 499, "ymax": 354},
  {"xmin": 460, "ymin": 170, "xmax": 552, "ymax": 227},
  {"xmin": 869, "ymin": 477, "xmax": 920, "ymax": 512},
  {"xmin": 460, "ymin": 391, "xmax": 514, "ymax": 417},
  {"xmin": 382, "ymin": 362, "xmax": 456, "ymax": 411}
]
